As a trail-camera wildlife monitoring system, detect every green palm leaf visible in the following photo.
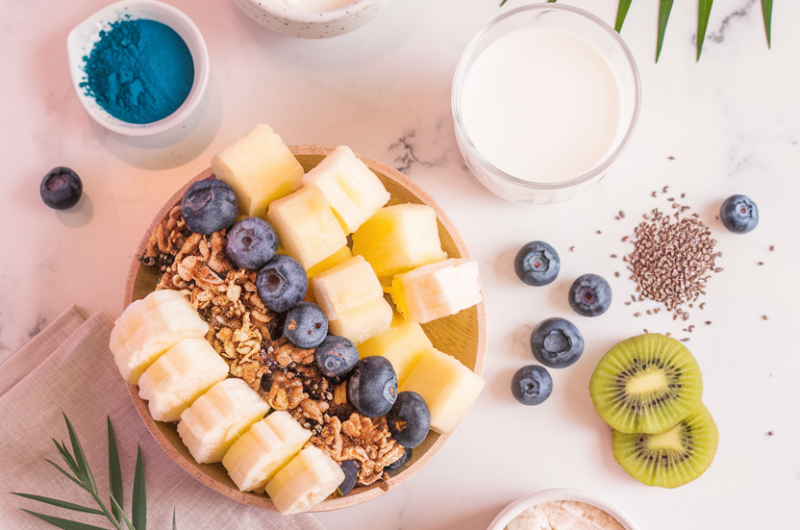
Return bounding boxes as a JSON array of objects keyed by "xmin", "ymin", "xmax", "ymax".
[
  {"xmin": 45, "ymin": 459, "xmax": 88, "ymax": 491},
  {"xmin": 132, "ymin": 447, "xmax": 147, "ymax": 530},
  {"xmin": 19, "ymin": 510, "xmax": 109, "ymax": 530},
  {"xmin": 697, "ymin": 0, "xmax": 714, "ymax": 60},
  {"xmin": 173, "ymin": 508, "xmax": 178, "ymax": 530},
  {"xmin": 107, "ymin": 418, "xmax": 124, "ymax": 523},
  {"xmin": 615, "ymin": 0, "xmax": 633, "ymax": 32},
  {"xmin": 656, "ymin": 0, "xmax": 674, "ymax": 62},
  {"xmin": 63, "ymin": 414, "xmax": 96, "ymax": 490},
  {"xmin": 110, "ymin": 496, "xmax": 137, "ymax": 530},
  {"xmin": 761, "ymin": 0, "xmax": 773, "ymax": 48},
  {"xmin": 11, "ymin": 493, "xmax": 104, "ymax": 515}
]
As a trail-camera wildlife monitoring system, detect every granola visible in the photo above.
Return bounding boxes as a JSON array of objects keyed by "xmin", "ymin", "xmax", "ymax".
[{"xmin": 141, "ymin": 204, "xmax": 404, "ymax": 486}]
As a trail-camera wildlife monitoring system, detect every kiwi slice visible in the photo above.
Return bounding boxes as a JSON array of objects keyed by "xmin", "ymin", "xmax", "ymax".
[
  {"xmin": 613, "ymin": 403, "xmax": 718, "ymax": 488},
  {"xmin": 589, "ymin": 334, "xmax": 702, "ymax": 433}
]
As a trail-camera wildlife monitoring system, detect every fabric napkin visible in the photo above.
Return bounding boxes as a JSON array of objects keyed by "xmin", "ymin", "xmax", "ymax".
[{"xmin": 0, "ymin": 305, "xmax": 325, "ymax": 530}]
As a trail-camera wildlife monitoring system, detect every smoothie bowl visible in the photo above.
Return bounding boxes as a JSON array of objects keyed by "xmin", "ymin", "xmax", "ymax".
[
  {"xmin": 452, "ymin": 4, "xmax": 641, "ymax": 204},
  {"xmin": 118, "ymin": 126, "xmax": 487, "ymax": 513}
]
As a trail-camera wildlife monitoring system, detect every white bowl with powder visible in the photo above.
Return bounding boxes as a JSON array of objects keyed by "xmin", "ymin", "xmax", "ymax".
[
  {"xmin": 487, "ymin": 489, "xmax": 640, "ymax": 530},
  {"xmin": 233, "ymin": 0, "xmax": 393, "ymax": 39},
  {"xmin": 67, "ymin": 0, "xmax": 210, "ymax": 137}
]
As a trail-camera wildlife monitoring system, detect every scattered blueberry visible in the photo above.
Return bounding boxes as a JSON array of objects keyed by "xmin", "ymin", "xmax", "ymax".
[
  {"xmin": 338, "ymin": 460, "xmax": 360, "ymax": 496},
  {"xmin": 180, "ymin": 179, "xmax": 238, "ymax": 235},
  {"xmin": 514, "ymin": 241, "xmax": 560, "ymax": 286},
  {"xmin": 284, "ymin": 302, "xmax": 328, "ymax": 349},
  {"xmin": 348, "ymin": 356, "xmax": 398, "ymax": 418},
  {"xmin": 568, "ymin": 274, "xmax": 612, "ymax": 317},
  {"xmin": 256, "ymin": 255, "xmax": 308, "ymax": 313},
  {"xmin": 720, "ymin": 194, "xmax": 759, "ymax": 234},
  {"xmin": 226, "ymin": 217, "xmax": 278, "ymax": 270},
  {"xmin": 511, "ymin": 365, "xmax": 553, "ymax": 406},
  {"xmin": 40, "ymin": 167, "xmax": 82, "ymax": 210},
  {"xmin": 530, "ymin": 317, "xmax": 584, "ymax": 369},
  {"xmin": 386, "ymin": 392, "xmax": 431, "ymax": 449},
  {"xmin": 385, "ymin": 446, "xmax": 412, "ymax": 471},
  {"xmin": 315, "ymin": 334, "xmax": 359, "ymax": 379}
]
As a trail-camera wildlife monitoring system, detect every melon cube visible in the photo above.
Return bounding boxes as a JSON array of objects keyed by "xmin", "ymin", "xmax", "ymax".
[
  {"xmin": 292, "ymin": 146, "xmax": 390, "ymax": 234},
  {"xmin": 351, "ymin": 204, "xmax": 448, "ymax": 278},
  {"xmin": 306, "ymin": 245, "xmax": 352, "ymax": 280},
  {"xmin": 138, "ymin": 337, "xmax": 229, "ymax": 422},
  {"xmin": 400, "ymin": 349, "xmax": 485, "ymax": 434},
  {"xmin": 390, "ymin": 258, "xmax": 483, "ymax": 324},
  {"xmin": 312, "ymin": 256, "xmax": 383, "ymax": 320},
  {"xmin": 328, "ymin": 296, "xmax": 393, "ymax": 345},
  {"xmin": 211, "ymin": 124, "xmax": 305, "ymax": 218},
  {"xmin": 312, "ymin": 256, "xmax": 392, "ymax": 344},
  {"xmin": 358, "ymin": 313, "xmax": 433, "ymax": 385},
  {"xmin": 267, "ymin": 186, "xmax": 348, "ymax": 270}
]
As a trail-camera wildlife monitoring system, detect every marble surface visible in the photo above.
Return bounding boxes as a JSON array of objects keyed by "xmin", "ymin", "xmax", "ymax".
[{"xmin": 1, "ymin": 0, "xmax": 798, "ymax": 528}]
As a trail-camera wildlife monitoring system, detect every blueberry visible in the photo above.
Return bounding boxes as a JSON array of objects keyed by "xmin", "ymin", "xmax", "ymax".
[
  {"xmin": 226, "ymin": 217, "xmax": 278, "ymax": 270},
  {"xmin": 385, "ymin": 446, "xmax": 412, "ymax": 471},
  {"xmin": 180, "ymin": 179, "xmax": 238, "ymax": 235},
  {"xmin": 284, "ymin": 302, "xmax": 328, "ymax": 349},
  {"xmin": 720, "ymin": 194, "xmax": 758, "ymax": 234},
  {"xmin": 315, "ymin": 334, "xmax": 359, "ymax": 379},
  {"xmin": 338, "ymin": 460, "xmax": 360, "ymax": 496},
  {"xmin": 530, "ymin": 317, "xmax": 584, "ymax": 368},
  {"xmin": 514, "ymin": 241, "xmax": 560, "ymax": 286},
  {"xmin": 386, "ymin": 392, "xmax": 431, "ymax": 449},
  {"xmin": 347, "ymin": 357, "xmax": 398, "ymax": 418},
  {"xmin": 40, "ymin": 167, "xmax": 82, "ymax": 210},
  {"xmin": 256, "ymin": 255, "xmax": 308, "ymax": 313},
  {"xmin": 511, "ymin": 365, "xmax": 552, "ymax": 405},
  {"xmin": 568, "ymin": 274, "xmax": 612, "ymax": 317}
]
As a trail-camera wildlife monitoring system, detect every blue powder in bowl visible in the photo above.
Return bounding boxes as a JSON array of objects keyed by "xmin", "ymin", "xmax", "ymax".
[{"xmin": 80, "ymin": 18, "xmax": 194, "ymax": 125}]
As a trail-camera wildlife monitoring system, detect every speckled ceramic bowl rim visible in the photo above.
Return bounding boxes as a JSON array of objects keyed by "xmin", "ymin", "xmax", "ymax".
[
  {"xmin": 487, "ymin": 488, "xmax": 641, "ymax": 530},
  {"xmin": 252, "ymin": 0, "xmax": 381, "ymax": 23},
  {"xmin": 66, "ymin": 0, "xmax": 209, "ymax": 137}
]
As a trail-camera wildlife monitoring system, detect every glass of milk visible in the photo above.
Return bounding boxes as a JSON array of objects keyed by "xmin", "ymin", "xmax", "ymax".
[{"xmin": 452, "ymin": 4, "xmax": 641, "ymax": 204}]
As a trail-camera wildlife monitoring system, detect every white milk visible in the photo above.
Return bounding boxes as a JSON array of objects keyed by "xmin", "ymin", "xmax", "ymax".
[
  {"xmin": 462, "ymin": 28, "xmax": 623, "ymax": 183},
  {"xmin": 270, "ymin": 0, "xmax": 354, "ymax": 11}
]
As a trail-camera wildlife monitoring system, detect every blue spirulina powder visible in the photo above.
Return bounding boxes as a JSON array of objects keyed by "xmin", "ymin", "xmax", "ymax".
[{"xmin": 80, "ymin": 18, "xmax": 194, "ymax": 124}]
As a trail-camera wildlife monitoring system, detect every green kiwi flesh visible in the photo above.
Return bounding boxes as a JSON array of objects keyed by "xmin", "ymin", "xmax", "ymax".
[
  {"xmin": 589, "ymin": 334, "xmax": 703, "ymax": 434},
  {"xmin": 613, "ymin": 403, "xmax": 718, "ymax": 488}
]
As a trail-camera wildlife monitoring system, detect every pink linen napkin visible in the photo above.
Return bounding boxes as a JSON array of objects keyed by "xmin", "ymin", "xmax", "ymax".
[{"xmin": 0, "ymin": 305, "xmax": 325, "ymax": 530}]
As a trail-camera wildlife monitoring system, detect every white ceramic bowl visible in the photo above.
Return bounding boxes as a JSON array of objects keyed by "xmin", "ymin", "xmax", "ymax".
[
  {"xmin": 67, "ymin": 0, "xmax": 210, "ymax": 137},
  {"xmin": 452, "ymin": 4, "xmax": 641, "ymax": 204},
  {"xmin": 487, "ymin": 489, "xmax": 640, "ymax": 530},
  {"xmin": 233, "ymin": 0, "xmax": 392, "ymax": 39}
]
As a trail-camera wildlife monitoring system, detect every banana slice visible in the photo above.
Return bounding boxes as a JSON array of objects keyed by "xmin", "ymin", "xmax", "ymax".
[
  {"xmin": 138, "ymin": 337, "xmax": 229, "ymax": 422},
  {"xmin": 177, "ymin": 378, "xmax": 270, "ymax": 464},
  {"xmin": 390, "ymin": 258, "xmax": 483, "ymax": 324},
  {"xmin": 222, "ymin": 411, "xmax": 312, "ymax": 492},
  {"xmin": 110, "ymin": 291, "xmax": 209, "ymax": 384},
  {"xmin": 265, "ymin": 445, "xmax": 345, "ymax": 515}
]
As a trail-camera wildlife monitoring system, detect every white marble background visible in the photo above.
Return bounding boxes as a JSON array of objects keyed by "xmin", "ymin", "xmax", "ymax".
[{"xmin": 1, "ymin": 0, "xmax": 799, "ymax": 528}]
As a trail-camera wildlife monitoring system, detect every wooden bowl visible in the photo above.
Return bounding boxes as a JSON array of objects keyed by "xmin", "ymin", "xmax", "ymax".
[{"xmin": 124, "ymin": 145, "xmax": 487, "ymax": 511}]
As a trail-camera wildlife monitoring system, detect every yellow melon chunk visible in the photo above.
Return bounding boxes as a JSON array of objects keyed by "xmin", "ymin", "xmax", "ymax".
[
  {"xmin": 211, "ymin": 124, "xmax": 305, "ymax": 218},
  {"xmin": 358, "ymin": 313, "xmax": 433, "ymax": 385},
  {"xmin": 267, "ymin": 186, "xmax": 347, "ymax": 270},
  {"xmin": 328, "ymin": 297, "xmax": 393, "ymax": 345},
  {"xmin": 292, "ymin": 146, "xmax": 390, "ymax": 234},
  {"xmin": 312, "ymin": 256, "xmax": 392, "ymax": 344},
  {"xmin": 351, "ymin": 204, "xmax": 448, "ymax": 278},
  {"xmin": 306, "ymin": 245, "xmax": 352, "ymax": 280},
  {"xmin": 400, "ymin": 349, "xmax": 485, "ymax": 434}
]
